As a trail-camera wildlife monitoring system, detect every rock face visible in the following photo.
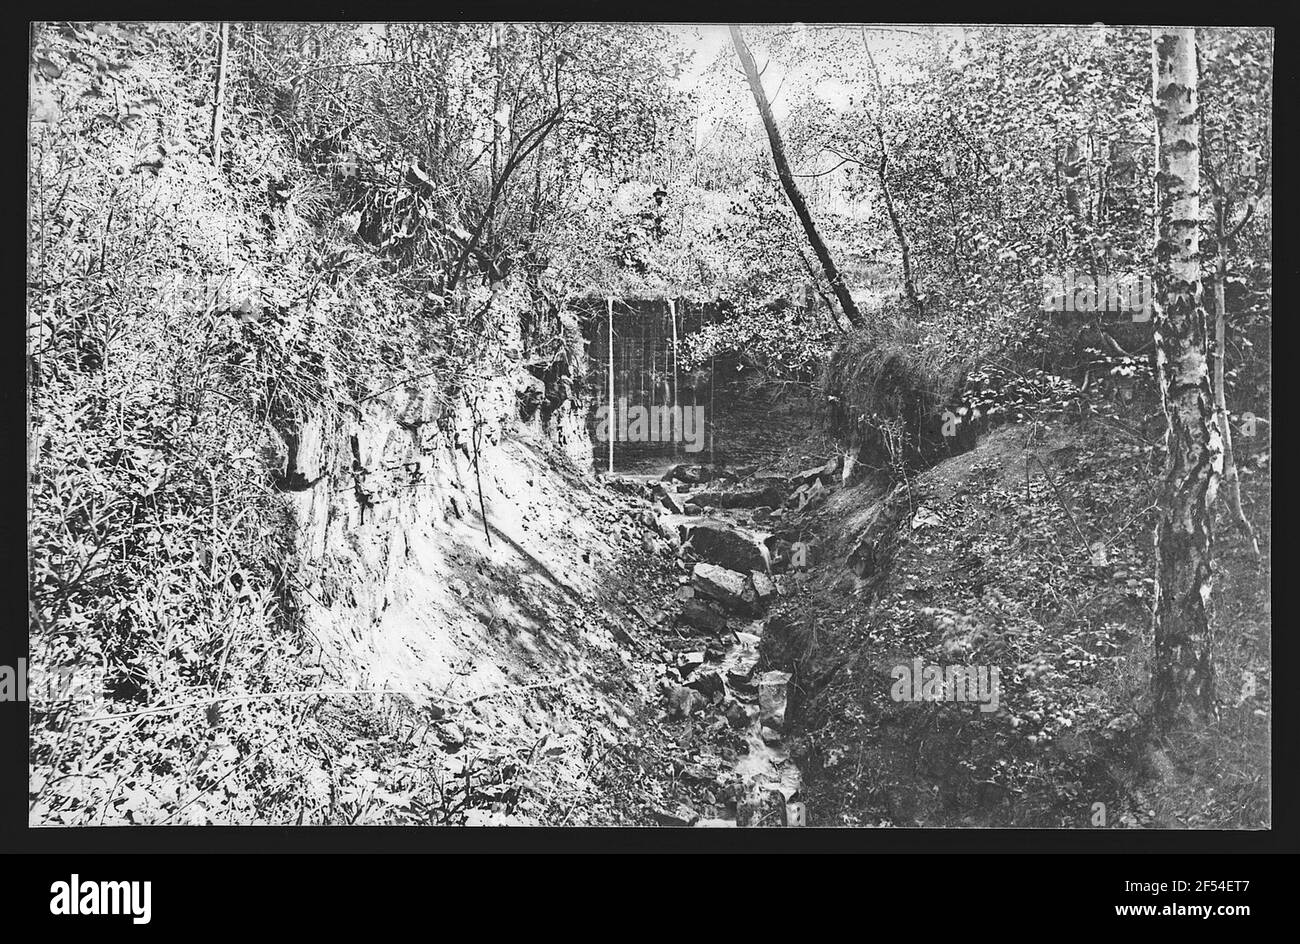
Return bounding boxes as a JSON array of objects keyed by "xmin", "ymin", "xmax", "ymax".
[{"xmin": 683, "ymin": 520, "xmax": 772, "ymax": 573}]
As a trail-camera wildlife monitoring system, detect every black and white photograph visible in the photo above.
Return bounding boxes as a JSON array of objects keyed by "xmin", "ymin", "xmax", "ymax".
[{"xmin": 19, "ymin": 16, "xmax": 1276, "ymax": 854}]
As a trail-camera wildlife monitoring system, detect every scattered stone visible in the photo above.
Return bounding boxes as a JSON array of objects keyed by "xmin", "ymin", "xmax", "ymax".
[
  {"xmin": 791, "ymin": 465, "xmax": 823, "ymax": 488},
  {"xmin": 607, "ymin": 475, "xmax": 652, "ymax": 498},
  {"xmin": 684, "ymin": 667, "xmax": 727, "ymax": 700},
  {"xmin": 653, "ymin": 805, "xmax": 700, "ymax": 827},
  {"xmin": 803, "ymin": 479, "xmax": 830, "ymax": 508},
  {"xmin": 790, "ymin": 456, "xmax": 842, "ymax": 489},
  {"xmin": 681, "ymin": 762, "xmax": 721, "ymax": 785},
  {"xmin": 656, "ymin": 516, "xmax": 683, "ymax": 550},
  {"xmin": 676, "ymin": 650, "xmax": 706, "ymax": 675},
  {"xmin": 666, "ymin": 685, "xmax": 707, "ymax": 719},
  {"xmin": 436, "ymin": 722, "xmax": 465, "ymax": 752},
  {"xmin": 664, "ymin": 464, "xmax": 720, "ymax": 485},
  {"xmin": 655, "ymin": 485, "xmax": 687, "ymax": 516}
]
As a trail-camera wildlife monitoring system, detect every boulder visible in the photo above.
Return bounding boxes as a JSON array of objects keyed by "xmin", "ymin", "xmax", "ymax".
[
  {"xmin": 687, "ymin": 483, "xmax": 786, "ymax": 510},
  {"xmin": 678, "ymin": 598, "xmax": 729, "ymax": 635},
  {"xmin": 750, "ymin": 571, "xmax": 778, "ymax": 608},
  {"xmin": 683, "ymin": 520, "xmax": 772, "ymax": 573},
  {"xmin": 790, "ymin": 456, "xmax": 843, "ymax": 490},
  {"xmin": 661, "ymin": 464, "xmax": 696, "ymax": 484},
  {"xmin": 663, "ymin": 464, "xmax": 721, "ymax": 485},
  {"xmin": 653, "ymin": 483, "xmax": 687, "ymax": 516},
  {"xmin": 675, "ymin": 650, "xmax": 706, "ymax": 676},
  {"xmin": 691, "ymin": 563, "xmax": 759, "ymax": 616},
  {"xmin": 684, "ymin": 666, "xmax": 727, "ymax": 700}
]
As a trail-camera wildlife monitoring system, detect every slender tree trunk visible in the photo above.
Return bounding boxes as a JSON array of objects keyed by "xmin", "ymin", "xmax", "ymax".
[
  {"xmin": 730, "ymin": 26, "xmax": 865, "ymax": 329},
  {"xmin": 1150, "ymin": 27, "xmax": 1223, "ymax": 730},
  {"xmin": 861, "ymin": 30, "xmax": 922, "ymax": 318},
  {"xmin": 874, "ymin": 125, "xmax": 923, "ymax": 318},
  {"xmin": 1210, "ymin": 201, "xmax": 1261, "ymax": 558},
  {"xmin": 211, "ymin": 23, "xmax": 230, "ymax": 171}
]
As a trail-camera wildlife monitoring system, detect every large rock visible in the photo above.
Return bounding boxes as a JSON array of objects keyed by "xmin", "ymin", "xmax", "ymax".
[
  {"xmin": 785, "ymin": 478, "xmax": 830, "ymax": 512},
  {"xmin": 687, "ymin": 483, "xmax": 786, "ymax": 510},
  {"xmin": 683, "ymin": 520, "xmax": 772, "ymax": 573},
  {"xmin": 691, "ymin": 563, "xmax": 759, "ymax": 616},
  {"xmin": 654, "ymin": 804, "xmax": 700, "ymax": 827},
  {"xmin": 678, "ymin": 598, "xmax": 729, "ymax": 634},
  {"xmin": 684, "ymin": 666, "xmax": 727, "ymax": 700},
  {"xmin": 663, "ymin": 464, "xmax": 722, "ymax": 485},
  {"xmin": 652, "ymin": 483, "xmax": 687, "ymax": 516},
  {"xmin": 789, "ymin": 456, "xmax": 844, "ymax": 490},
  {"xmin": 750, "ymin": 571, "xmax": 778, "ymax": 608}
]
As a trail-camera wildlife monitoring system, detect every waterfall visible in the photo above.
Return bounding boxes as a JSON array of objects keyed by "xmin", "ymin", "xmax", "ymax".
[
  {"xmin": 669, "ymin": 298, "xmax": 679, "ymax": 457},
  {"xmin": 606, "ymin": 297, "xmax": 614, "ymax": 474}
]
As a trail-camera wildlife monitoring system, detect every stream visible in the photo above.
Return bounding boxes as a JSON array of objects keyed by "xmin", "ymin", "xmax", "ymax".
[{"xmin": 615, "ymin": 462, "xmax": 821, "ymax": 828}]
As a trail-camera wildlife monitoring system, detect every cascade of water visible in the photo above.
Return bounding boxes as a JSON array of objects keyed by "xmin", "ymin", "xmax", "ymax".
[
  {"xmin": 669, "ymin": 297, "xmax": 680, "ymax": 457},
  {"xmin": 606, "ymin": 297, "xmax": 614, "ymax": 474}
]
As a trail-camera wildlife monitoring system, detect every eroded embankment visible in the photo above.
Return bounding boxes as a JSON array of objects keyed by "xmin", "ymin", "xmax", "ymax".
[{"xmin": 751, "ymin": 416, "xmax": 1269, "ymax": 828}]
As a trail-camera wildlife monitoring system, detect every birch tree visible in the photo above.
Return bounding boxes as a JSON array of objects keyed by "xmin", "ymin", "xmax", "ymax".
[{"xmin": 1150, "ymin": 27, "xmax": 1223, "ymax": 729}]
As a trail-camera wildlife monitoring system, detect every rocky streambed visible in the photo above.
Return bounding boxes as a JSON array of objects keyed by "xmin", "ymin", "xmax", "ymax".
[{"xmin": 604, "ymin": 456, "xmax": 847, "ymax": 827}]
